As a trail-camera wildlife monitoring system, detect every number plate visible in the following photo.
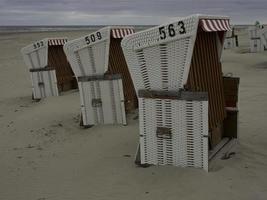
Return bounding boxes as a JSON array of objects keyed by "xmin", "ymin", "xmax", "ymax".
[
  {"xmin": 85, "ymin": 31, "xmax": 102, "ymax": 45},
  {"xmin": 159, "ymin": 21, "xmax": 186, "ymax": 41},
  {"xmin": 33, "ymin": 41, "xmax": 44, "ymax": 49}
]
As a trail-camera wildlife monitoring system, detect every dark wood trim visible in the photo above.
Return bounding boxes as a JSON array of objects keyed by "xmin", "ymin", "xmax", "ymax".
[
  {"xmin": 77, "ymin": 74, "xmax": 122, "ymax": 82},
  {"xmin": 138, "ymin": 90, "xmax": 208, "ymax": 101}
]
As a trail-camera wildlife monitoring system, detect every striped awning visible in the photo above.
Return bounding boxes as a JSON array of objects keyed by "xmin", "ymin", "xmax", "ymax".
[
  {"xmin": 111, "ymin": 28, "xmax": 135, "ymax": 39},
  {"xmin": 200, "ymin": 19, "xmax": 231, "ymax": 32},
  {"xmin": 48, "ymin": 39, "xmax": 68, "ymax": 46}
]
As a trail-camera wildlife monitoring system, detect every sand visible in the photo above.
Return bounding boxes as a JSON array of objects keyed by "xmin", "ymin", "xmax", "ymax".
[{"xmin": 0, "ymin": 29, "xmax": 267, "ymax": 200}]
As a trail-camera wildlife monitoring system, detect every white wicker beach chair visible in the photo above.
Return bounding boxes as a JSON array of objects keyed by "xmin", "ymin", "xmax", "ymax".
[
  {"xmin": 248, "ymin": 26, "xmax": 266, "ymax": 52},
  {"xmin": 122, "ymin": 14, "xmax": 232, "ymax": 171},
  {"xmin": 21, "ymin": 38, "xmax": 68, "ymax": 99},
  {"xmin": 64, "ymin": 27, "xmax": 134, "ymax": 126}
]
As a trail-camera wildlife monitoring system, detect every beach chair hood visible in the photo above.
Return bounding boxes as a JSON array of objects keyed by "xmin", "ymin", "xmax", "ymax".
[
  {"xmin": 63, "ymin": 26, "xmax": 134, "ymax": 78},
  {"xmin": 21, "ymin": 38, "xmax": 70, "ymax": 99},
  {"xmin": 121, "ymin": 14, "xmax": 230, "ymax": 92},
  {"xmin": 21, "ymin": 38, "xmax": 68, "ymax": 70}
]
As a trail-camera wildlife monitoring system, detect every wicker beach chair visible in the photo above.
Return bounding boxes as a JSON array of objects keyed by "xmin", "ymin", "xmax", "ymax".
[
  {"xmin": 64, "ymin": 27, "xmax": 136, "ymax": 127},
  {"xmin": 21, "ymin": 38, "xmax": 77, "ymax": 100},
  {"xmin": 248, "ymin": 26, "xmax": 266, "ymax": 52},
  {"xmin": 122, "ymin": 14, "xmax": 238, "ymax": 171}
]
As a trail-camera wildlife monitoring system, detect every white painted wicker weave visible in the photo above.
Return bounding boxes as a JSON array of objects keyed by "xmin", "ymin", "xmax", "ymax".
[
  {"xmin": 139, "ymin": 97, "xmax": 209, "ymax": 171},
  {"xmin": 30, "ymin": 70, "xmax": 59, "ymax": 99},
  {"xmin": 79, "ymin": 78, "xmax": 126, "ymax": 126}
]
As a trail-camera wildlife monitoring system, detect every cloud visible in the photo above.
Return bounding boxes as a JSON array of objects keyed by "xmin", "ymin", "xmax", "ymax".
[{"xmin": 1, "ymin": 0, "xmax": 267, "ymax": 25}]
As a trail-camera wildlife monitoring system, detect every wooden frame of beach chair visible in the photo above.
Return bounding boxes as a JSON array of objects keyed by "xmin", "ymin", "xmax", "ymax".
[
  {"xmin": 122, "ymin": 14, "xmax": 239, "ymax": 171},
  {"xmin": 64, "ymin": 27, "xmax": 136, "ymax": 127},
  {"xmin": 21, "ymin": 38, "xmax": 77, "ymax": 100}
]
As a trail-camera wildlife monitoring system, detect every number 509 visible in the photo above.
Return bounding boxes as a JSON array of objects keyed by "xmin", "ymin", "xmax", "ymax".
[{"xmin": 85, "ymin": 32, "xmax": 102, "ymax": 45}]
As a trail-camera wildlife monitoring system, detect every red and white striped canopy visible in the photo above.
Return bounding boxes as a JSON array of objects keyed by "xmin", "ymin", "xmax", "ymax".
[
  {"xmin": 48, "ymin": 39, "xmax": 68, "ymax": 46},
  {"xmin": 200, "ymin": 19, "xmax": 231, "ymax": 32},
  {"xmin": 111, "ymin": 28, "xmax": 135, "ymax": 39}
]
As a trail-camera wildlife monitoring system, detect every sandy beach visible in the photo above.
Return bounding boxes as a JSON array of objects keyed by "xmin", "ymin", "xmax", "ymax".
[{"xmin": 0, "ymin": 29, "xmax": 267, "ymax": 200}]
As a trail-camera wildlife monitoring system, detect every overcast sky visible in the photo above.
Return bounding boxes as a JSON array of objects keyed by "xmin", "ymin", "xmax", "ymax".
[{"xmin": 0, "ymin": 0, "xmax": 267, "ymax": 25}]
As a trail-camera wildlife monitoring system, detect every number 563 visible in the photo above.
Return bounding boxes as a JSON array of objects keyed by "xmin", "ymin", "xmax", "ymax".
[{"xmin": 159, "ymin": 21, "xmax": 186, "ymax": 40}]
